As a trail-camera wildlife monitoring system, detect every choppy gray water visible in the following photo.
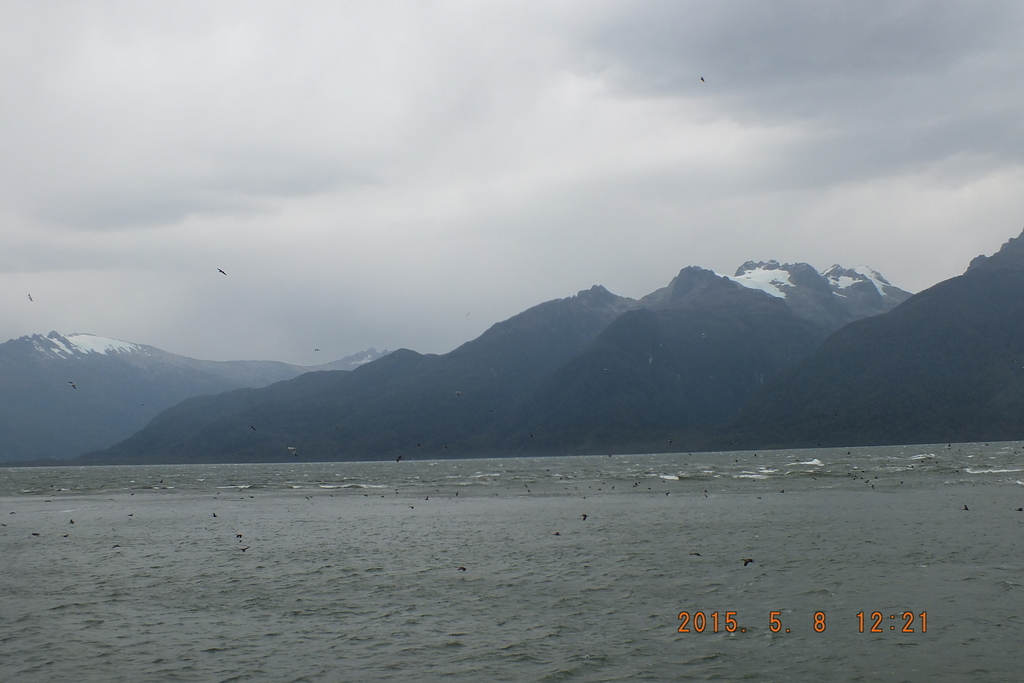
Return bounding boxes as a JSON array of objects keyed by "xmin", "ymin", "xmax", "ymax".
[{"xmin": 3, "ymin": 442, "xmax": 1024, "ymax": 682}]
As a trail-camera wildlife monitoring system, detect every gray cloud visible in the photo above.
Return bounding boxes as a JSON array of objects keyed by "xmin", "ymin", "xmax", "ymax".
[
  {"xmin": 585, "ymin": 1, "xmax": 1024, "ymax": 184},
  {"xmin": 1, "ymin": 1, "xmax": 1023, "ymax": 363}
]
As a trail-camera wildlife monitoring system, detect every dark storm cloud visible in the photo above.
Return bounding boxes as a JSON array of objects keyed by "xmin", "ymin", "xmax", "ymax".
[{"xmin": 2, "ymin": 1, "xmax": 1023, "ymax": 363}]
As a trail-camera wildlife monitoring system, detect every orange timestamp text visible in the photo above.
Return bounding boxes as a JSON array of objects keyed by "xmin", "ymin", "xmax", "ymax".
[{"xmin": 677, "ymin": 611, "xmax": 928, "ymax": 634}]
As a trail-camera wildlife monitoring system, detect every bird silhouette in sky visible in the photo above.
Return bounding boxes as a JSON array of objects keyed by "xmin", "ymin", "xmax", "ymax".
[
  {"xmin": 700, "ymin": 76, "xmax": 705, "ymax": 82},
  {"xmin": 217, "ymin": 268, "xmax": 227, "ymax": 276},
  {"xmin": 27, "ymin": 294, "xmax": 33, "ymax": 302},
  {"xmin": 68, "ymin": 381, "xmax": 77, "ymax": 389}
]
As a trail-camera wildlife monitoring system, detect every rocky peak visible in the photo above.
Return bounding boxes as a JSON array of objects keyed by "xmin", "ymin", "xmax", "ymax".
[{"xmin": 966, "ymin": 228, "xmax": 1024, "ymax": 274}]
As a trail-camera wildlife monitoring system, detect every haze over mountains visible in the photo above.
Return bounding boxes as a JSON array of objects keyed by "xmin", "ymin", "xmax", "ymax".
[
  {"xmin": 0, "ymin": 334, "xmax": 387, "ymax": 462},
  {"xmin": 63, "ymin": 256, "xmax": 918, "ymax": 465}
]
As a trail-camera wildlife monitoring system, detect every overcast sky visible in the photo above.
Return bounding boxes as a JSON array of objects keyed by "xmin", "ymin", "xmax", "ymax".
[{"xmin": 3, "ymin": 1, "xmax": 1023, "ymax": 364}]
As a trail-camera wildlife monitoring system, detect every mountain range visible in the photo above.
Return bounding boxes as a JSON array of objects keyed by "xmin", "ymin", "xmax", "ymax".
[
  {"xmin": 66, "ymin": 257, "xmax": 915, "ymax": 465},
  {"xmin": 0, "ymin": 333, "xmax": 387, "ymax": 462},
  {"xmin": 728, "ymin": 231, "xmax": 1024, "ymax": 448}
]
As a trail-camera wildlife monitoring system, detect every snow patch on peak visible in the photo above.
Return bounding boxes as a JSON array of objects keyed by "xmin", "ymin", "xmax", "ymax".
[
  {"xmin": 822, "ymin": 264, "xmax": 891, "ymax": 296},
  {"xmin": 852, "ymin": 266, "xmax": 890, "ymax": 295},
  {"xmin": 725, "ymin": 261, "xmax": 792, "ymax": 298},
  {"xmin": 64, "ymin": 333, "xmax": 140, "ymax": 355},
  {"xmin": 46, "ymin": 335, "xmax": 74, "ymax": 357}
]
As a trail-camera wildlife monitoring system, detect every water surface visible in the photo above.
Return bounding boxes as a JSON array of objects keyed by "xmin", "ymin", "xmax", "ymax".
[{"xmin": 3, "ymin": 443, "xmax": 1023, "ymax": 681}]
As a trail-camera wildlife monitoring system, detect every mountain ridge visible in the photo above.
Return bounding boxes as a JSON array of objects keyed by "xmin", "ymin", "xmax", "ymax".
[
  {"xmin": 68, "ymin": 257, "xmax": 910, "ymax": 465},
  {"xmin": 724, "ymin": 229, "xmax": 1024, "ymax": 448},
  {"xmin": 0, "ymin": 332, "xmax": 388, "ymax": 462}
]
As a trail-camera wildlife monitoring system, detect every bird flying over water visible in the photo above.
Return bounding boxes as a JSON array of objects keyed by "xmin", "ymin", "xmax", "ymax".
[
  {"xmin": 217, "ymin": 268, "xmax": 227, "ymax": 276},
  {"xmin": 68, "ymin": 381, "xmax": 77, "ymax": 389}
]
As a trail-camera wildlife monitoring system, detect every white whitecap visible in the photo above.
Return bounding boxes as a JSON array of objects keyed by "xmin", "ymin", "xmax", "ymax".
[{"xmin": 965, "ymin": 468, "xmax": 1024, "ymax": 474}]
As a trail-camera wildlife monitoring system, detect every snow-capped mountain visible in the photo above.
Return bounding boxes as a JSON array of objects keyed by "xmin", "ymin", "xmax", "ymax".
[
  {"xmin": 0, "ymin": 331, "xmax": 388, "ymax": 462},
  {"xmin": 730, "ymin": 229, "xmax": 1024, "ymax": 448},
  {"xmin": 727, "ymin": 261, "xmax": 911, "ymax": 331},
  {"xmin": 35, "ymin": 332, "xmax": 142, "ymax": 357}
]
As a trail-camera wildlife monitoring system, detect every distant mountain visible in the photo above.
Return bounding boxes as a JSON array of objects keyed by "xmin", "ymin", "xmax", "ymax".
[
  {"xmin": 83, "ymin": 285, "xmax": 638, "ymax": 464},
  {"xmin": 504, "ymin": 267, "xmax": 830, "ymax": 452},
  {"xmin": 503, "ymin": 263, "xmax": 910, "ymax": 453},
  {"xmin": 307, "ymin": 348, "xmax": 390, "ymax": 372},
  {"xmin": 0, "ymin": 332, "xmax": 388, "ymax": 462},
  {"xmin": 728, "ymin": 230, "xmax": 1024, "ymax": 448},
  {"xmin": 80, "ymin": 258, "xmax": 908, "ymax": 465},
  {"xmin": 719, "ymin": 260, "xmax": 911, "ymax": 332}
]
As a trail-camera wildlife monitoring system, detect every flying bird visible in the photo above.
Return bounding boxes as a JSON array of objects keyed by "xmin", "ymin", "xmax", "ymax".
[
  {"xmin": 68, "ymin": 381, "xmax": 77, "ymax": 389},
  {"xmin": 217, "ymin": 268, "xmax": 227, "ymax": 276},
  {"xmin": 27, "ymin": 294, "xmax": 33, "ymax": 302},
  {"xmin": 700, "ymin": 76, "xmax": 705, "ymax": 82},
  {"xmin": 581, "ymin": 514, "xmax": 588, "ymax": 521},
  {"xmin": 742, "ymin": 558, "xmax": 754, "ymax": 566}
]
